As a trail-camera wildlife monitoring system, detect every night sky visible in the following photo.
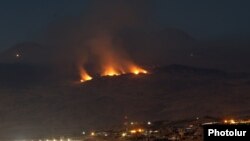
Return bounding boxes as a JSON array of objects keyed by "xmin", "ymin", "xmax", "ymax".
[{"xmin": 0, "ymin": 0, "xmax": 250, "ymax": 51}]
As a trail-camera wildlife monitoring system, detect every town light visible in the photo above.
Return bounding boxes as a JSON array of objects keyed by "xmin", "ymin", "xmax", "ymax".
[
  {"xmin": 121, "ymin": 132, "xmax": 127, "ymax": 137},
  {"xmin": 91, "ymin": 132, "xmax": 95, "ymax": 136}
]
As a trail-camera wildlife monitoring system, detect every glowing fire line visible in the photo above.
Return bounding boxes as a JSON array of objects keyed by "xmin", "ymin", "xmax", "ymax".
[
  {"xmin": 79, "ymin": 65, "xmax": 148, "ymax": 83},
  {"xmin": 101, "ymin": 66, "xmax": 148, "ymax": 76},
  {"xmin": 101, "ymin": 64, "xmax": 148, "ymax": 77},
  {"xmin": 102, "ymin": 66, "xmax": 121, "ymax": 76},
  {"xmin": 79, "ymin": 64, "xmax": 148, "ymax": 83}
]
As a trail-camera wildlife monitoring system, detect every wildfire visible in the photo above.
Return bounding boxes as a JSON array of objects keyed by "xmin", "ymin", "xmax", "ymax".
[
  {"xmin": 79, "ymin": 68, "xmax": 92, "ymax": 83},
  {"xmin": 78, "ymin": 63, "xmax": 148, "ymax": 83},
  {"xmin": 102, "ymin": 66, "xmax": 121, "ymax": 76},
  {"xmin": 101, "ymin": 64, "xmax": 148, "ymax": 77},
  {"xmin": 129, "ymin": 65, "xmax": 148, "ymax": 75},
  {"xmin": 78, "ymin": 32, "xmax": 149, "ymax": 82}
]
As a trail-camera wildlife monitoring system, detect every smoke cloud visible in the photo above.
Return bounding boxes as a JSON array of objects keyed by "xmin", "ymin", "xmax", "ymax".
[{"xmin": 42, "ymin": 0, "xmax": 152, "ymax": 77}]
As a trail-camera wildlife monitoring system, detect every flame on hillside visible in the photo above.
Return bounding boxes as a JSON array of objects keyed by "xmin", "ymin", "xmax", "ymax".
[
  {"xmin": 129, "ymin": 65, "xmax": 148, "ymax": 75},
  {"xmin": 89, "ymin": 32, "xmax": 148, "ymax": 77},
  {"xmin": 102, "ymin": 66, "xmax": 122, "ymax": 76},
  {"xmin": 79, "ymin": 31, "xmax": 148, "ymax": 83},
  {"xmin": 79, "ymin": 67, "xmax": 92, "ymax": 83},
  {"xmin": 101, "ymin": 62, "xmax": 147, "ymax": 77}
]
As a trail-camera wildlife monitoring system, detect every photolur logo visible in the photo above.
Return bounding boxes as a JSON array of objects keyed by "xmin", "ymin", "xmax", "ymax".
[
  {"xmin": 203, "ymin": 124, "xmax": 250, "ymax": 141},
  {"xmin": 208, "ymin": 129, "xmax": 247, "ymax": 136}
]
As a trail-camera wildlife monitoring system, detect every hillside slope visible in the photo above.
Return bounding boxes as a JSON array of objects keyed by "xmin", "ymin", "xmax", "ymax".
[{"xmin": 0, "ymin": 64, "xmax": 249, "ymax": 139}]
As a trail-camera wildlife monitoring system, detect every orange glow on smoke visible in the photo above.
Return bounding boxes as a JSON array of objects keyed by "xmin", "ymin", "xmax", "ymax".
[
  {"xmin": 88, "ymin": 32, "xmax": 148, "ymax": 77},
  {"xmin": 79, "ymin": 68, "xmax": 92, "ymax": 83},
  {"xmin": 101, "ymin": 63, "xmax": 148, "ymax": 77},
  {"xmin": 129, "ymin": 65, "xmax": 148, "ymax": 75},
  {"xmin": 102, "ymin": 66, "xmax": 121, "ymax": 76}
]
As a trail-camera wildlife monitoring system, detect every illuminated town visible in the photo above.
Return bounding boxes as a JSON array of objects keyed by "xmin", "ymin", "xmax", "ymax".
[{"xmin": 13, "ymin": 117, "xmax": 250, "ymax": 141}]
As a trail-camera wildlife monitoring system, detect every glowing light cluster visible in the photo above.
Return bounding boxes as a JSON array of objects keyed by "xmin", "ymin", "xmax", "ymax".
[
  {"xmin": 224, "ymin": 119, "xmax": 236, "ymax": 124},
  {"xmin": 223, "ymin": 119, "xmax": 250, "ymax": 124},
  {"xmin": 130, "ymin": 128, "xmax": 144, "ymax": 134}
]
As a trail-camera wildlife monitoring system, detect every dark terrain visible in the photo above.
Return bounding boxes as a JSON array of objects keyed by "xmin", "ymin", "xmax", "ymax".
[
  {"xmin": 0, "ymin": 29, "xmax": 249, "ymax": 139},
  {"xmin": 0, "ymin": 63, "xmax": 250, "ymax": 139}
]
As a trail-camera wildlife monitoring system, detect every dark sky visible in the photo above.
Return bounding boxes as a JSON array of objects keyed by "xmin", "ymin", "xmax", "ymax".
[{"xmin": 0, "ymin": 0, "xmax": 250, "ymax": 50}]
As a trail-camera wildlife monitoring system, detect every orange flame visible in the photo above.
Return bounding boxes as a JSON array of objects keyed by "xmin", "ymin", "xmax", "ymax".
[
  {"xmin": 129, "ymin": 65, "xmax": 148, "ymax": 75},
  {"xmin": 102, "ymin": 66, "xmax": 121, "ymax": 76},
  {"xmin": 79, "ymin": 68, "xmax": 92, "ymax": 83},
  {"xmin": 101, "ymin": 62, "xmax": 148, "ymax": 77},
  {"xmin": 87, "ymin": 32, "xmax": 148, "ymax": 77}
]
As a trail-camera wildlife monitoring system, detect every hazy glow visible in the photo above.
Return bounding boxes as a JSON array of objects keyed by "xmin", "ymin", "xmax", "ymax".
[
  {"xmin": 91, "ymin": 132, "xmax": 95, "ymax": 136},
  {"xmin": 87, "ymin": 32, "xmax": 148, "ymax": 78},
  {"xmin": 230, "ymin": 119, "xmax": 236, "ymax": 124},
  {"xmin": 223, "ymin": 119, "xmax": 239, "ymax": 124},
  {"xmin": 16, "ymin": 53, "xmax": 20, "ymax": 58},
  {"xmin": 129, "ymin": 65, "xmax": 148, "ymax": 75},
  {"xmin": 101, "ymin": 63, "xmax": 148, "ymax": 77},
  {"xmin": 130, "ymin": 130, "xmax": 136, "ymax": 134},
  {"xmin": 121, "ymin": 132, "xmax": 127, "ymax": 137},
  {"xmin": 147, "ymin": 121, "xmax": 151, "ymax": 125},
  {"xmin": 130, "ymin": 128, "xmax": 144, "ymax": 134},
  {"xmin": 102, "ymin": 66, "xmax": 121, "ymax": 76},
  {"xmin": 79, "ymin": 67, "xmax": 92, "ymax": 83}
]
